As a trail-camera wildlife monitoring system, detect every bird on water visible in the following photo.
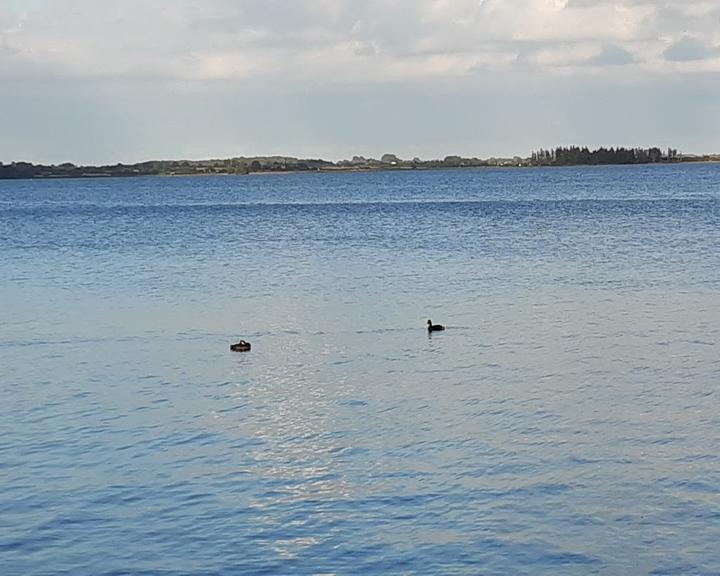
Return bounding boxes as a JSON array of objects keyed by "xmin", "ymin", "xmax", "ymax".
[
  {"xmin": 427, "ymin": 319, "xmax": 445, "ymax": 332},
  {"xmin": 230, "ymin": 340, "xmax": 251, "ymax": 352}
]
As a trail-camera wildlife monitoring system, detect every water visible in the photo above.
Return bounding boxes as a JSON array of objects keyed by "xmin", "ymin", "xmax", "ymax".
[{"xmin": 1, "ymin": 164, "xmax": 719, "ymax": 575}]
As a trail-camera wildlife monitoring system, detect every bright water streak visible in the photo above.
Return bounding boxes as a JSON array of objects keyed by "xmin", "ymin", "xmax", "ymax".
[{"xmin": 1, "ymin": 165, "xmax": 719, "ymax": 575}]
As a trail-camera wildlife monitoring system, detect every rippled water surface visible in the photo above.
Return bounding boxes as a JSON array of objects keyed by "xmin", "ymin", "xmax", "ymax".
[{"xmin": 2, "ymin": 165, "xmax": 719, "ymax": 575}]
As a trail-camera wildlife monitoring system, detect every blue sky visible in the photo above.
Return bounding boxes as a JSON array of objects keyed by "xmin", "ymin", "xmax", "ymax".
[{"xmin": 1, "ymin": 0, "xmax": 719, "ymax": 164}]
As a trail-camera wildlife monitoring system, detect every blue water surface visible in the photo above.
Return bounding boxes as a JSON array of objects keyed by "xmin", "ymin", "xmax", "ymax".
[{"xmin": 1, "ymin": 164, "xmax": 719, "ymax": 575}]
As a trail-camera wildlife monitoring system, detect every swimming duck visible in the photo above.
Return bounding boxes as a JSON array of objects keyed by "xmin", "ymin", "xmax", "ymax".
[
  {"xmin": 427, "ymin": 319, "xmax": 445, "ymax": 332},
  {"xmin": 230, "ymin": 340, "xmax": 251, "ymax": 352}
]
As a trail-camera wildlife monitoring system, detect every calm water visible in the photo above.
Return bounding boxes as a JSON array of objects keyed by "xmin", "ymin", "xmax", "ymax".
[{"xmin": 1, "ymin": 165, "xmax": 719, "ymax": 575}]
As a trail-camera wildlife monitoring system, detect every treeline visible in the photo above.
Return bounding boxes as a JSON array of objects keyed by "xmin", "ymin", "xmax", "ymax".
[
  {"xmin": 530, "ymin": 146, "xmax": 681, "ymax": 166},
  {"xmin": 0, "ymin": 157, "xmax": 335, "ymax": 179},
  {"xmin": 0, "ymin": 154, "xmax": 523, "ymax": 180},
  {"xmin": 0, "ymin": 161, "xmax": 148, "ymax": 179},
  {"xmin": 1, "ymin": 148, "xmax": 716, "ymax": 180},
  {"xmin": 335, "ymin": 154, "xmax": 519, "ymax": 169}
]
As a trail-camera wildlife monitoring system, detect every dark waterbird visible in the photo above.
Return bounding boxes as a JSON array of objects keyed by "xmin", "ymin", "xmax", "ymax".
[
  {"xmin": 427, "ymin": 319, "xmax": 445, "ymax": 332},
  {"xmin": 230, "ymin": 340, "xmax": 251, "ymax": 352}
]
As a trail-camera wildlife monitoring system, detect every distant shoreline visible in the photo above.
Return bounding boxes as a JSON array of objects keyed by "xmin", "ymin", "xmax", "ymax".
[
  {"xmin": 2, "ymin": 147, "xmax": 718, "ymax": 181},
  {"xmin": 2, "ymin": 161, "xmax": 719, "ymax": 182}
]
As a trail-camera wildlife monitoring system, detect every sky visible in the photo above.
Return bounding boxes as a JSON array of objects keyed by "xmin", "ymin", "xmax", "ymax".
[{"xmin": 1, "ymin": 0, "xmax": 719, "ymax": 164}]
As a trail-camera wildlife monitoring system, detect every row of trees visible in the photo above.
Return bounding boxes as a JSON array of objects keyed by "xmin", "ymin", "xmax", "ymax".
[
  {"xmin": 3, "ymin": 147, "xmax": 709, "ymax": 180},
  {"xmin": 0, "ymin": 157, "xmax": 336, "ymax": 179},
  {"xmin": 531, "ymin": 146, "xmax": 680, "ymax": 166}
]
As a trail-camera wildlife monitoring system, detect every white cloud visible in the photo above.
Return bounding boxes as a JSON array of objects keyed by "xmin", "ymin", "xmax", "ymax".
[
  {"xmin": 1, "ymin": 0, "xmax": 720, "ymax": 82},
  {"xmin": 2, "ymin": 0, "xmax": 720, "ymax": 83}
]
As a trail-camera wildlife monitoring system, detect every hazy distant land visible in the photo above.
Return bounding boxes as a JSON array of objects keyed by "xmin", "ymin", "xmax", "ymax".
[{"xmin": 1, "ymin": 146, "xmax": 718, "ymax": 180}]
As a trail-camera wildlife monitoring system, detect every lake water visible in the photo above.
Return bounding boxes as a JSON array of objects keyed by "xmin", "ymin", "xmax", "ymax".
[{"xmin": 1, "ymin": 164, "xmax": 719, "ymax": 575}]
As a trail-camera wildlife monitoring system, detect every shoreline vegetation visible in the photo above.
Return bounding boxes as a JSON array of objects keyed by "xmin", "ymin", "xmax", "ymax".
[{"xmin": 1, "ymin": 146, "xmax": 718, "ymax": 180}]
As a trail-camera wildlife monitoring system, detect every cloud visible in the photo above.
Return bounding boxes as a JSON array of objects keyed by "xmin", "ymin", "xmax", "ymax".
[{"xmin": 1, "ymin": 0, "xmax": 719, "ymax": 84}]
